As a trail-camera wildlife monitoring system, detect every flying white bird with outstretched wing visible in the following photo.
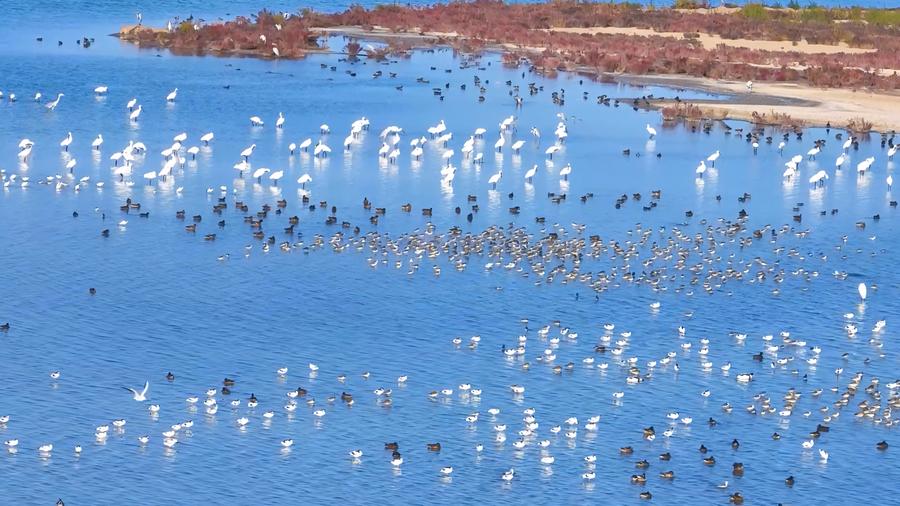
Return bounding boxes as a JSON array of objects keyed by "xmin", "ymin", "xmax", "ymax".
[{"xmin": 125, "ymin": 381, "xmax": 150, "ymax": 401}]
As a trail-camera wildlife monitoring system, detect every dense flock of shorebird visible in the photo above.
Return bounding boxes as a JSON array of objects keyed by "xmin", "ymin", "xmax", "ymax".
[{"xmin": 1, "ymin": 56, "xmax": 898, "ymax": 503}]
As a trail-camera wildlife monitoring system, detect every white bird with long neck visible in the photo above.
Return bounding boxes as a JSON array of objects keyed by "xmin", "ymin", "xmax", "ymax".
[
  {"xmin": 46, "ymin": 93, "xmax": 63, "ymax": 111},
  {"xmin": 299, "ymin": 138, "xmax": 312, "ymax": 152},
  {"xmin": 857, "ymin": 157, "xmax": 875, "ymax": 173},
  {"xmin": 545, "ymin": 145, "xmax": 560, "ymax": 159},
  {"xmin": 240, "ymin": 144, "xmax": 256, "ymax": 161},
  {"xmin": 130, "ymin": 105, "xmax": 142, "ymax": 121},
  {"xmin": 488, "ymin": 170, "xmax": 502, "ymax": 189},
  {"xmin": 696, "ymin": 160, "xmax": 706, "ymax": 177},
  {"xmin": 60, "ymin": 132, "xmax": 72, "ymax": 151},
  {"xmin": 888, "ymin": 145, "xmax": 897, "ymax": 160},
  {"xmin": 706, "ymin": 150, "xmax": 720, "ymax": 166},
  {"xmin": 560, "ymin": 163, "xmax": 572, "ymax": 180},
  {"xmin": 835, "ymin": 153, "xmax": 847, "ymax": 168},
  {"xmin": 166, "ymin": 88, "xmax": 178, "ymax": 102},
  {"xmin": 524, "ymin": 164, "xmax": 537, "ymax": 182},
  {"xmin": 126, "ymin": 97, "xmax": 138, "ymax": 110},
  {"xmin": 783, "ymin": 161, "xmax": 797, "ymax": 179},
  {"xmin": 276, "ymin": 112, "xmax": 285, "ymax": 129},
  {"xmin": 843, "ymin": 137, "xmax": 853, "ymax": 151},
  {"xmin": 646, "ymin": 123, "xmax": 657, "ymax": 138}
]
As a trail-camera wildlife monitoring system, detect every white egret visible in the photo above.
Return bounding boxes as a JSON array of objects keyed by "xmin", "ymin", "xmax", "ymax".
[
  {"xmin": 60, "ymin": 132, "xmax": 72, "ymax": 151},
  {"xmin": 488, "ymin": 170, "xmax": 503, "ymax": 189}
]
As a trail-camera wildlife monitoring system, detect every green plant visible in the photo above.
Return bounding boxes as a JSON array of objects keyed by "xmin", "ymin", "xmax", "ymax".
[{"xmin": 741, "ymin": 3, "xmax": 768, "ymax": 21}]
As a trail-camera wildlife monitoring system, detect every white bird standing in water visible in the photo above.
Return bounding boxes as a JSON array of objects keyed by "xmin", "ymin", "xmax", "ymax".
[
  {"xmin": 166, "ymin": 88, "xmax": 178, "ymax": 102},
  {"xmin": 241, "ymin": 144, "xmax": 256, "ymax": 161},
  {"xmin": 92, "ymin": 134, "xmax": 103, "ymax": 150},
  {"xmin": 60, "ymin": 132, "xmax": 73, "ymax": 151},
  {"xmin": 858, "ymin": 282, "xmax": 867, "ymax": 301},
  {"xmin": 276, "ymin": 112, "xmax": 285, "ymax": 128},
  {"xmin": 488, "ymin": 170, "xmax": 502, "ymax": 188},
  {"xmin": 646, "ymin": 124, "xmax": 657, "ymax": 138},
  {"xmin": 45, "ymin": 93, "xmax": 63, "ymax": 111}
]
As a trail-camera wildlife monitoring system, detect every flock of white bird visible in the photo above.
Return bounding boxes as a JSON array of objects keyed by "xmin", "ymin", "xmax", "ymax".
[
  {"xmin": 3, "ymin": 86, "xmax": 587, "ymax": 194},
  {"xmin": 1, "ymin": 80, "xmax": 896, "ymax": 495}
]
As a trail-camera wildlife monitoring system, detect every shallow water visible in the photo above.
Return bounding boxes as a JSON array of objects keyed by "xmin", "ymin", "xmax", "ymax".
[{"xmin": 1, "ymin": 2, "xmax": 899, "ymax": 505}]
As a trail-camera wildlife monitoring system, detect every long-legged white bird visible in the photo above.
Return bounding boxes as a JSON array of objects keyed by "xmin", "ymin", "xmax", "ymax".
[
  {"xmin": 60, "ymin": 132, "xmax": 72, "ymax": 151},
  {"xmin": 488, "ymin": 170, "xmax": 503, "ymax": 189},
  {"xmin": 46, "ymin": 93, "xmax": 63, "ymax": 111}
]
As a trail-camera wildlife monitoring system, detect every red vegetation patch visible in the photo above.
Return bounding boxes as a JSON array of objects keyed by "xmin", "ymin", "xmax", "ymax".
[{"xmin": 121, "ymin": 2, "xmax": 900, "ymax": 89}]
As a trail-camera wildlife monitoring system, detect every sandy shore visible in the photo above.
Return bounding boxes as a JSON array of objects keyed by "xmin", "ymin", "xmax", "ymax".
[
  {"xmin": 622, "ymin": 74, "xmax": 900, "ymax": 132},
  {"xmin": 548, "ymin": 26, "xmax": 876, "ymax": 55}
]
